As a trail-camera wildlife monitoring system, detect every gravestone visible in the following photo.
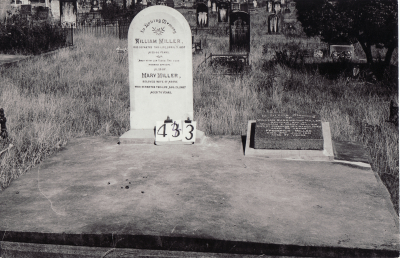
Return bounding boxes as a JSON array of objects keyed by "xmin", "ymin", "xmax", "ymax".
[
  {"xmin": 266, "ymin": 0, "xmax": 271, "ymax": 12},
  {"xmin": 51, "ymin": 0, "xmax": 60, "ymax": 19},
  {"xmin": 60, "ymin": 0, "xmax": 77, "ymax": 27},
  {"xmin": 254, "ymin": 113, "xmax": 324, "ymax": 150},
  {"xmin": 329, "ymin": 44, "xmax": 354, "ymax": 61},
  {"xmin": 217, "ymin": 2, "xmax": 229, "ymax": 22},
  {"xmin": 211, "ymin": 0, "xmax": 216, "ymax": 12},
  {"xmin": 273, "ymin": 1, "xmax": 280, "ymax": 13},
  {"xmin": 229, "ymin": 11, "xmax": 250, "ymax": 52},
  {"xmin": 37, "ymin": 7, "xmax": 50, "ymax": 19},
  {"xmin": 120, "ymin": 5, "xmax": 194, "ymax": 143},
  {"xmin": 196, "ymin": 3, "xmax": 208, "ymax": 27},
  {"xmin": 90, "ymin": 0, "xmax": 99, "ymax": 11},
  {"xmin": 231, "ymin": 2, "xmax": 239, "ymax": 11},
  {"xmin": 268, "ymin": 13, "xmax": 279, "ymax": 33},
  {"xmin": 21, "ymin": 4, "xmax": 31, "ymax": 14},
  {"xmin": 239, "ymin": 2, "xmax": 248, "ymax": 12},
  {"xmin": 0, "ymin": 0, "xmax": 11, "ymax": 22}
]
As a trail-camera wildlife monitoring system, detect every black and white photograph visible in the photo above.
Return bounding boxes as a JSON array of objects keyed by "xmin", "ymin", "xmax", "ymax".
[{"xmin": 0, "ymin": 0, "xmax": 398, "ymax": 257}]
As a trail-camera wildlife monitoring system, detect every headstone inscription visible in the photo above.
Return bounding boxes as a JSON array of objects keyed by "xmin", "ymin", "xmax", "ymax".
[
  {"xmin": 254, "ymin": 113, "xmax": 324, "ymax": 150},
  {"xmin": 217, "ymin": 2, "xmax": 229, "ymax": 22},
  {"xmin": 229, "ymin": 11, "xmax": 250, "ymax": 52},
  {"xmin": 196, "ymin": 3, "xmax": 208, "ymax": 27},
  {"xmin": 120, "ymin": 6, "xmax": 193, "ymax": 142}
]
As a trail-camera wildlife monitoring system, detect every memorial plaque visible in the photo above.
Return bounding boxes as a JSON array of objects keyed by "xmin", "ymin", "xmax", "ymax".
[
  {"xmin": 229, "ymin": 11, "xmax": 250, "ymax": 52},
  {"xmin": 127, "ymin": 6, "xmax": 193, "ymax": 130},
  {"xmin": 196, "ymin": 3, "xmax": 208, "ymax": 27},
  {"xmin": 254, "ymin": 113, "xmax": 324, "ymax": 150},
  {"xmin": 217, "ymin": 2, "xmax": 229, "ymax": 22}
]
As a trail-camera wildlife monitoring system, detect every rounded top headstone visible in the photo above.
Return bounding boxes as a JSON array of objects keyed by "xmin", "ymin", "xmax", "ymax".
[{"xmin": 127, "ymin": 5, "xmax": 194, "ymax": 130}]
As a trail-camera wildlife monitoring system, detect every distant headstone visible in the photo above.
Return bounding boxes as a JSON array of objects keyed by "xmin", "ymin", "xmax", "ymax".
[
  {"xmin": 211, "ymin": 0, "xmax": 216, "ymax": 12},
  {"xmin": 37, "ymin": 7, "xmax": 50, "ymax": 19},
  {"xmin": 254, "ymin": 113, "xmax": 324, "ymax": 150},
  {"xmin": 196, "ymin": 3, "xmax": 208, "ymax": 27},
  {"xmin": 217, "ymin": 2, "xmax": 229, "ymax": 22},
  {"xmin": 51, "ymin": 0, "xmax": 60, "ymax": 19},
  {"xmin": 229, "ymin": 11, "xmax": 250, "ymax": 52},
  {"xmin": 231, "ymin": 2, "xmax": 239, "ymax": 11},
  {"xmin": 239, "ymin": 2, "xmax": 248, "ymax": 12},
  {"xmin": 268, "ymin": 13, "xmax": 279, "ymax": 33},
  {"xmin": 120, "ymin": 6, "xmax": 193, "ymax": 142},
  {"xmin": 273, "ymin": 1, "xmax": 280, "ymax": 13},
  {"xmin": 329, "ymin": 44, "xmax": 354, "ymax": 61},
  {"xmin": 0, "ymin": 0, "xmax": 11, "ymax": 22},
  {"xmin": 60, "ymin": 0, "xmax": 77, "ymax": 27},
  {"xmin": 0, "ymin": 108, "xmax": 7, "ymax": 139},
  {"xmin": 21, "ymin": 4, "xmax": 31, "ymax": 14},
  {"xmin": 266, "ymin": 1, "xmax": 272, "ymax": 12},
  {"xmin": 165, "ymin": 0, "xmax": 174, "ymax": 8},
  {"xmin": 90, "ymin": 0, "xmax": 99, "ymax": 11},
  {"xmin": 314, "ymin": 49, "xmax": 323, "ymax": 58}
]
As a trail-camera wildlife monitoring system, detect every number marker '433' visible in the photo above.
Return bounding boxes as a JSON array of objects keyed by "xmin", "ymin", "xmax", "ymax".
[{"xmin": 155, "ymin": 119, "xmax": 196, "ymax": 143}]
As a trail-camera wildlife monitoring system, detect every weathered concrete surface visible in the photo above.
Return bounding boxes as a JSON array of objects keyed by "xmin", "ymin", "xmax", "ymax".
[{"xmin": 0, "ymin": 136, "xmax": 398, "ymax": 257}]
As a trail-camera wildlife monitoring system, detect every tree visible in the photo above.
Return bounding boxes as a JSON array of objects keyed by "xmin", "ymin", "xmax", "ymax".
[{"xmin": 294, "ymin": 0, "xmax": 398, "ymax": 66}]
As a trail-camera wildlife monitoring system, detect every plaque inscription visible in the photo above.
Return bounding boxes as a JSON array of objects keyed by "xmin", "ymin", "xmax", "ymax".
[{"xmin": 254, "ymin": 113, "xmax": 324, "ymax": 150}]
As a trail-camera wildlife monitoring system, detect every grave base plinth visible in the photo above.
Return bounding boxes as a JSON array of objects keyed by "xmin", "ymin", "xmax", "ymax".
[{"xmin": 119, "ymin": 129, "xmax": 206, "ymax": 145}]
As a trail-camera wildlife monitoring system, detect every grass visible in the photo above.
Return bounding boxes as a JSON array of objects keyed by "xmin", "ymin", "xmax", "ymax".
[{"xmin": 0, "ymin": 8, "xmax": 398, "ymax": 220}]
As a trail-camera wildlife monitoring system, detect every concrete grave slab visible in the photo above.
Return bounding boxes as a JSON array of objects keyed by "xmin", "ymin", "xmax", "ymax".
[{"xmin": 0, "ymin": 136, "xmax": 398, "ymax": 257}]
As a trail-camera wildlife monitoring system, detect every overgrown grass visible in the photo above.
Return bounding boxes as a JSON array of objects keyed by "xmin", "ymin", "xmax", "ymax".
[{"xmin": 0, "ymin": 11, "xmax": 398, "ymax": 215}]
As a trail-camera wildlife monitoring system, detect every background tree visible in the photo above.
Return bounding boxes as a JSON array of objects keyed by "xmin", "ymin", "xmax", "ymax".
[{"xmin": 294, "ymin": 0, "xmax": 398, "ymax": 66}]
